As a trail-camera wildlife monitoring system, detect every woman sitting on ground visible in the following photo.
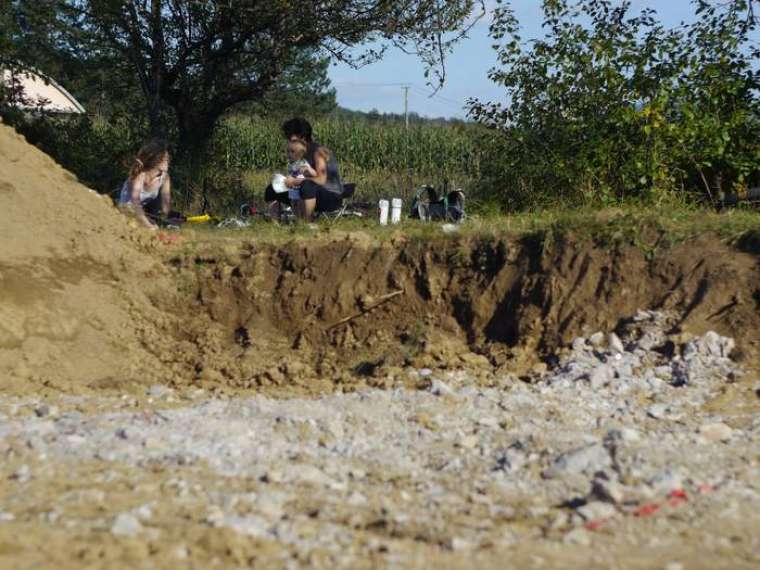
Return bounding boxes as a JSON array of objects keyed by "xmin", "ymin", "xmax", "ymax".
[
  {"xmin": 118, "ymin": 139, "xmax": 172, "ymax": 230},
  {"xmin": 264, "ymin": 117, "xmax": 343, "ymax": 221}
]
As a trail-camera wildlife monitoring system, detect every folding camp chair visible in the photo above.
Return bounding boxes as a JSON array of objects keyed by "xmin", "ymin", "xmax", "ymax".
[{"xmin": 317, "ymin": 183, "xmax": 357, "ymax": 221}]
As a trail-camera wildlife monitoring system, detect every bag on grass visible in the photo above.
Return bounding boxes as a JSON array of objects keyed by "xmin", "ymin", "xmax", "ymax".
[{"xmin": 410, "ymin": 185, "xmax": 466, "ymax": 223}]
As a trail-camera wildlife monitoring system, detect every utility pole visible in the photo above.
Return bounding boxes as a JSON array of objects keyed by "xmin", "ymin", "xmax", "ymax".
[
  {"xmin": 403, "ymin": 85, "xmax": 410, "ymax": 131},
  {"xmin": 403, "ymin": 85, "xmax": 412, "ymax": 198}
]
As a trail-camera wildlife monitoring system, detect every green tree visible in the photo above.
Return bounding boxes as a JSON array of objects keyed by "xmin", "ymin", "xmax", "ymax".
[
  {"xmin": 52, "ymin": 0, "xmax": 483, "ymax": 162},
  {"xmin": 469, "ymin": 0, "xmax": 759, "ymax": 209},
  {"xmin": 242, "ymin": 49, "xmax": 338, "ymax": 118}
]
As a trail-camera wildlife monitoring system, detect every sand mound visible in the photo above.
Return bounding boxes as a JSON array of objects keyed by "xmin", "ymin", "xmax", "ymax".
[{"xmin": 0, "ymin": 121, "xmax": 173, "ymax": 393}]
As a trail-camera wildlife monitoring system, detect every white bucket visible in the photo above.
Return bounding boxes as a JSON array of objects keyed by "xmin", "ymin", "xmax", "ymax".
[
  {"xmin": 379, "ymin": 199, "xmax": 390, "ymax": 225},
  {"xmin": 390, "ymin": 198, "xmax": 403, "ymax": 224}
]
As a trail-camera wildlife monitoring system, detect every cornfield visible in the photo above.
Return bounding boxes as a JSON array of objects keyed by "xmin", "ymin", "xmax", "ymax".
[{"xmin": 212, "ymin": 116, "xmax": 490, "ymax": 186}]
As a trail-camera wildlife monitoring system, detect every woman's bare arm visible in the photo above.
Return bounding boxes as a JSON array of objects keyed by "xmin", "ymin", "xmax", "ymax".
[
  {"xmin": 129, "ymin": 173, "xmax": 157, "ymax": 229},
  {"xmin": 160, "ymin": 175, "xmax": 172, "ymax": 216},
  {"xmin": 308, "ymin": 148, "xmax": 329, "ymax": 186}
]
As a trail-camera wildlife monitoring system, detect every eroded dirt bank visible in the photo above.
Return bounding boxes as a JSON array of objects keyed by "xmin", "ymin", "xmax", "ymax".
[{"xmin": 151, "ymin": 231, "xmax": 760, "ymax": 395}]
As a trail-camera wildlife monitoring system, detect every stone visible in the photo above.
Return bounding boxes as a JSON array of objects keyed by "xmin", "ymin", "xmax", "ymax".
[
  {"xmin": 418, "ymin": 368, "xmax": 434, "ymax": 378},
  {"xmin": 619, "ymin": 428, "xmax": 641, "ymax": 443},
  {"xmin": 476, "ymin": 416, "xmax": 500, "ymax": 429},
  {"xmin": 11, "ymin": 465, "xmax": 30, "ymax": 483},
  {"xmin": 111, "ymin": 513, "xmax": 143, "ymax": 537},
  {"xmin": 430, "ymin": 379, "xmax": 455, "ymax": 396},
  {"xmin": 448, "ymin": 537, "xmax": 474, "ymax": 550},
  {"xmin": 647, "ymin": 471, "xmax": 683, "ymax": 494},
  {"xmin": 577, "ymin": 501, "xmax": 617, "ymax": 521},
  {"xmin": 572, "ymin": 338, "xmax": 588, "ymax": 352},
  {"xmin": 647, "ymin": 404, "xmax": 668, "ymax": 420},
  {"xmin": 698, "ymin": 422, "xmax": 733, "ymax": 443},
  {"xmin": 459, "ymin": 435, "xmax": 479, "ymax": 449},
  {"xmin": 288, "ymin": 464, "xmax": 333, "ymax": 486},
  {"xmin": 542, "ymin": 443, "xmax": 611, "ymax": 479},
  {"xmin": 148, "ymin": 385, "xmax": 172, "ymax": 397},
  {"xmin": 588, "ymin": 332, "xmax": 605, "ymax": 348},
  {"xmin": 34, "ymin": 404, "xmax": 58, "ymax": 418},
  {"xmin": 143, "ymin": 437, "xmax": 162, "ymax": 450},
  {"xmin": 135, "ymin": 504, "xmax": 153, "ymax": 521},
  {"xmin": 563, "ymin": 527, "xmax": 592, "ymax": 546},
  {"xmin": 592, "ymin": 475, "xmax": 627, "ymax": 504},
  {"xmin": 608, "ymin": 333, "xmax": 625, "ymax": 354},
  {"xmin": 587, "ymin": 365, "xmax": 614, "ymax": 389},
  {"xmin": 654, "ymin": 366, "xmax": 673, "ymax": 380}
]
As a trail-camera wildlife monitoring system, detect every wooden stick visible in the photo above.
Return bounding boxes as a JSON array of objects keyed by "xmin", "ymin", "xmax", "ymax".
[{"xmin": 326, "ymin": 290, "xmax": 404, "ymax": 331}]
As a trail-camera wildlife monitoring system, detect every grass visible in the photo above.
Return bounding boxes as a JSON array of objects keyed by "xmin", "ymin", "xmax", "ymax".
[{"xmin": 168, "ymin": 204, "xmax": 760, "ymax": 254}]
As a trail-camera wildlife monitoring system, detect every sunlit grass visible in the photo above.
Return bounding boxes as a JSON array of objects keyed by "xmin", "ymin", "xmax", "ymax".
[{"xmin": 168, "ymin": 204, "xmax": 760, "ymax": 257}]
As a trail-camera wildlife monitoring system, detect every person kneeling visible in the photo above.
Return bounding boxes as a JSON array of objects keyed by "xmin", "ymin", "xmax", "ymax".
[{"xmin": 118, "ymin": 139, "xmax": 172, "ymax": 230}]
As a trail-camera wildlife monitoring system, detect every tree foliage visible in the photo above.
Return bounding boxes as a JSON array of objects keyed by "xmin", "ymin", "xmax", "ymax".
[
  {"xmin": 51, "ymin": 0, "xmax": 483, "ymax": 158},
  {"xmin": 469, "ymin": 0, "xmax": 760, "ymax": 209}
]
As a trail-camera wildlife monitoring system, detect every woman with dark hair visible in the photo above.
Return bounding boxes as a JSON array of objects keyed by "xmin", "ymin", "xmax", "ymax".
[
  {"xmin": 264, "ymin": 117, "xmax": 344, "ymax": 221},
  {"xmin": 118, "ymin": 139, "xmax": 172, "ymax": 230}
]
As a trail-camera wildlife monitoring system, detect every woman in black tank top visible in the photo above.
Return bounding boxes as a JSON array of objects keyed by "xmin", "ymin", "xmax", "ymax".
[{"xmin": 264, "ymin": 117, "xmax": 343, "ymax": 221}]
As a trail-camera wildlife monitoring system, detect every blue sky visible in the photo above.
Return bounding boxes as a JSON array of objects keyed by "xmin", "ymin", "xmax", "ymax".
[{"xmin": 328, "ymin": 1, "xmax": 703, "ymax": 119}]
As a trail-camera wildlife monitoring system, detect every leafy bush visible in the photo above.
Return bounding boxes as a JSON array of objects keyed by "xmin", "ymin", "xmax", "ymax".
[{"xmin": 469, "ymin": 0, "xmax": 760, "ymax": 209}]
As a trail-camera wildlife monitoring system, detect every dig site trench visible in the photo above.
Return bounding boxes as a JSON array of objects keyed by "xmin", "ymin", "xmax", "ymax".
[{"xmin": 152, "ymin": 230, "xmax": 760, "ymax": 395}]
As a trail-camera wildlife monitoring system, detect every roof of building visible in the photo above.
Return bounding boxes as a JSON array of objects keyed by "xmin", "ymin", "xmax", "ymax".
[{"xmin": 1, "ymin": 66, "xmax": 86, "ymax": 114}]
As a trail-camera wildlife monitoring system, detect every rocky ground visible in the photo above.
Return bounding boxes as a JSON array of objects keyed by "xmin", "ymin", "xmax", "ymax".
[{"xmin": 1, "ymin": 311, "xmax": 759, "ymax": 569}]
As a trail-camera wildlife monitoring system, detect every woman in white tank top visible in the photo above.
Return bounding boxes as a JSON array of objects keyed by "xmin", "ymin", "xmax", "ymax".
[{"xmin": 119, "ymin": 139, "xmax": 172, "ymax": 230}]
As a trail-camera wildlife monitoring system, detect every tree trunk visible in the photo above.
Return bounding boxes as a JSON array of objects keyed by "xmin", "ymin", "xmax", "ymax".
[{"xmin": 173, "ymin": 104, "xmax": 220, "ymax": 209}]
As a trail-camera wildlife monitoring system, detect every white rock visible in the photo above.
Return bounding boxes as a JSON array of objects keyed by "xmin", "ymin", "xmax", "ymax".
[
  {"xmin": 608, "ymin": 333, "xmax": 625, "ymax": 354},
  {"xmin": 592, "ymin": 476, "xmax": 627, "ymax": 504},
  {"xmin": 572, "ymin": 337, "xmax": 588, "ymax": 351},
  {"xmin": 588, "ymin": 332, "xmax": 605, "ymax": 348},
  {"xmin": 430, "ymin": 379, "xmax": 455, "ymax": 396},
  {"xmin": 647, "ymin": 471, "xmax": 683, "ymax": 494},
  {"xmin": 111, "ymin": 513, "xmax": 143, "ymax": 537},
  {"xmin": 459, "ymin": 435, "xmax": 479, "ymax": 449},
  {"xmin": 12, "ymin": 465, "xmax": 30, "ymax": 483},
  {"xmin": 647, "ymin": 404, "xmax": 668, "ymax": 419},
  {"xmin": 698, "ymin": 422, "xmax": 733, "ymax": 443},
  {"xmin": 587, "ymin": 365, "xmax": 613, "ymax": 389},
  {"xmin": 477, "ymin": 417, "xmax": 500, "ymax": 428},
  {"xmin": 577, "ymin": 501, "xmax": 617, "ymax": 521},
  {"xmin": 135, "ymin": 504, "xmax": 153, "ymax": 521},
  {"xmin": 564, "ymin": 527, "xmax": 592, "ymax": 546},
  {"xmin": 288, "ymin": 464, "xmax": 333, "ymax": 486},
  {"xmin": 543, "ymin": 443, "xmax": 611, "ymax": 479},
  {"xmin": 619, "ymin": 428, "xmax": 641, "ymax": 443},
  {"xmin": 448, "ymin": 537, "xmax": 474, "ymax": 550}
]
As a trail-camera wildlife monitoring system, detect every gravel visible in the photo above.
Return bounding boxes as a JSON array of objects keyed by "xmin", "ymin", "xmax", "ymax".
[{"xmin": 1, "ymin": 310, "xmax": 758, "ymax": 567}]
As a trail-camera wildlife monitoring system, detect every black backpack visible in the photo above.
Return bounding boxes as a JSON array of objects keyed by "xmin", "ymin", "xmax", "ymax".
[{"xmin": 410, "ymin": 185, "xmax": 466, "ymax": 223}]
